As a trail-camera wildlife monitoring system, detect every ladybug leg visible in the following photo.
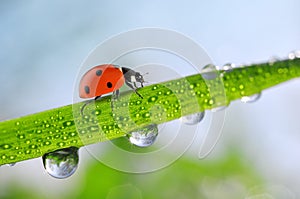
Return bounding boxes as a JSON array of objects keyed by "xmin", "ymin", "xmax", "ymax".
[
  {"xmin": 112, "ymin": 89, "xmax": 120, "ymax": 100},
  {"xmin": 80, "ymin": 95, "xmax": 101, "ymax": 116},
  {"xmin": 125, "ymin": 81, "xmax": 143, "ymax": 99},
  {"xmin": 94, "ymin": 95, "xmax": 102, "ymax": 101}
]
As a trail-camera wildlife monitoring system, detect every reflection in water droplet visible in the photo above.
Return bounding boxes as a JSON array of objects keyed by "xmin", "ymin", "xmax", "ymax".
[
  {"xmin": 128, "ymin": 124, "xmax": 158, "ymax": 147},
  {"xmin": 180, "ymin": 112, "xmax": 205, "ymax": 125},
  {"xmin": 201, "ymin": 64, "xmax": 219, "ymax": 80},
  {"xmin": 42, "ymin": 147, "xmax": 79, "ymax": 179},
  {"xmin": 241, "ymin": 93, "xmax": 261, "ymax": 103}
]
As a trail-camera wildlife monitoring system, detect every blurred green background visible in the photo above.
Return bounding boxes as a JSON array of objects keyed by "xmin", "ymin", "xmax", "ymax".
[{"xmin": 0, "ymin": 1, "xmax": 300, "ymax": 198}]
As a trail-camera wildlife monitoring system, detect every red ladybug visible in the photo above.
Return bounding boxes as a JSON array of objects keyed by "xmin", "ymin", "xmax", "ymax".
[{"xmin": 79, "ymin": 64, "xmax": 144, "ymax": 114}]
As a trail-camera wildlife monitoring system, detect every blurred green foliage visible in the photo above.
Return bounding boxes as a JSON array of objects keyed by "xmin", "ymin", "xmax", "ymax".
[{"xmin": 1, "ymin": 147, "xmax": 263, "ymax": 199}]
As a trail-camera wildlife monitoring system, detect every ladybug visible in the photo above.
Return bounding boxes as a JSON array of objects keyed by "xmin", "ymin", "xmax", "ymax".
[{"xmin": 79, "ymin": 64, "xmax": 145, "ymax": 114}]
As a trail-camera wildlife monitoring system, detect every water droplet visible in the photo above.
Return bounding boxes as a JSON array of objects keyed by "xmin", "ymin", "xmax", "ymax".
[
  {"xmin": 1, "ymin": 144, "xmax": 11, "ymax": 149},
  {"xmin": 222, "ymin": 63, "xmax": 235, "ymax": 72},
  {"xmin": 148, "ymin": 96, "xmax": 158, "ymax": 103},
  {"xmin": 8, "ymin": 163, "xmax": 16, "ymax": 167},
  {"xmin": 180, "ymin": 112, "xmax": 205, "ymax": 125},
  {"xmin": 288, "ymin": 50, "xmax": 300, "ymax": 60},
  {"xmin": 241, "ymin": 93, "xmax": 261, "ymax": 103},
  {"xmin": 42, "ymin": 147, "xmax": 79, "ymax": 179},
  {"xmin": 269, "ymin": 56, "xmax": 280, "ymax": 65},
  {"xmin": 63, "ymin": 121, "xmax": 74, "ymax": 128},
  {"xmin": 201, "ymin": 64, "xmax": 219, "ymax": 80},
  {"xmin": 128, "ymin": 124, "xmax": 158, "ymax": 147},
  {"xmin": 17, "ymin": 134, "xmax": 25, "ymax": 139},
  {"xmin": 211, "ymin": 106, "xmax": 227, "ymax": 112}
]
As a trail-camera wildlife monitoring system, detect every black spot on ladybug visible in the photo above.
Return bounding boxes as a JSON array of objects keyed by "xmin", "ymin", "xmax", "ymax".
[
  {"xmin": 84, "ymin": 85, "xmax": 90, "ymax": 94},
  {"xmin": 96, "ymin": 70, "xmax": 102, "ymax": 76},
  {"xmin": 107, "ymin": 82, "xmax": 113, "ymax": 88}
]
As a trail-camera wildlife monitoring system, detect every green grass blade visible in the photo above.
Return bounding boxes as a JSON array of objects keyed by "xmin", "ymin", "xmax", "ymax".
[{"xmin": 0, "ymin": 58, "xmax": 299, "ymax": 165}]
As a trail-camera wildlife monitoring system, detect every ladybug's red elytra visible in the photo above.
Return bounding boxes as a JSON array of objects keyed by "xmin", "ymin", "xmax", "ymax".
[{"xmin": 79, "ymin": 64, "xmax": 145, "ymax": 114}]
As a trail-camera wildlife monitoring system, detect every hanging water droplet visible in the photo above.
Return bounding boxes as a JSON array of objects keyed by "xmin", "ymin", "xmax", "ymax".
[
  {"xmin": 180, "ymin": 112, "xmax": 205, "ymax": 125},
  {"xmin": 201, "ymin": 64, "xmax": 219, "ymax": 80},
  {"xmin": 128, "ymin": 124, "xmax": 158, "ymax": 147},
  {"xmin": 222, "ymin": 63, "xmax": 235, "ymax": 72},
  {"xmin": 42, "ymin": 147, "xmax": 79, "ymax": 179},
  {"xmin": 211, "ymin": 106, "xmax": 227, "ymax": 112},
  {"xmin": 241, "ymin": 93, "xmax": 261, "ymax": 103}
]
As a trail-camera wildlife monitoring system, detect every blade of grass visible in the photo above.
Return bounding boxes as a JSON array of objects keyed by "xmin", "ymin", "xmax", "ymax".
[{"xmin": 0, "ymin": 58, "xmax": 299, "ymax": 165}]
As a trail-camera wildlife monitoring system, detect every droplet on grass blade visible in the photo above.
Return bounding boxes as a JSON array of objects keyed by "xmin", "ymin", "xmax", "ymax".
[
  {"xmin": 180, "ymin": 112, "xmax": 205, "ymax": 125},
  {"xmin": 241, "ymin": 93, "xmax": 261, "ymax": 103},
  {"xmin": 128, "ymin": 124, "xmax": 158, "ymax": 147},
  {"xmin": 201, "ymin": 64, "xmax": 219, "ymax": 80},
  {"xmin": 42, "ymin": 147, "xmax": 79, "ymax": 179},
  {"xmin": 222, "ymin": 63, "xmax": 235, "ymax": 72}
]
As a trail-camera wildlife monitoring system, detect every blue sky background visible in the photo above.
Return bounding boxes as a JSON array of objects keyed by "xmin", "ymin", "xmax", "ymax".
[{"xmin": 0, "ymin": 0, "xmax": 300, "ymax": 197}]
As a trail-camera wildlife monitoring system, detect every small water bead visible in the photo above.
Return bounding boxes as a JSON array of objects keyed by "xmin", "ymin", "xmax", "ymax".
[
  {"xmin": 211, "ymin": 106, "xmax": 227, "ymax": 112},
  {"xmin": 63, "ymin": 121, "xmax": 74, "ymax": 128},
  {"xmin": 268, "ymin": 56, "xmax": 281, "ymax": 66},
  {"xmin": 180, "ymin": 112, "xmax": 205, "ymax": 125},
  {"xmin": 288, "ymin": 50, "xmax": 300, "ymax": 60},
  {"xmin": 241, "ymin": 93, "xmax": 261, "ymax": 103},
  {"xmin": 152, "ymin": 85, "xmax": 158, "ymax": 90},
  {"xmin": 92, "ymin": 109, "xmax": 101, "ymax": 116},
  {"xmin": 128, "ymin": 124, "xmax": 158, "ymax": 147},
  {"xmin": 201, "ymin": 64, "xmax": 219, "ymax": 80},
  {"xmin": 148, "ymin": 96, "xmax": 158, "ymax": 103},
  {"xmin": 42, "ymin": 147, "xmax": 79, "ymax": 179},
  {"xmin": 88, "ymin": 126, "xmax": 99, "ymax": 132},
  {"xmin": 222, "ymin": 63, "xmax": 235, "ymax": 72},
  {"xmin": 57, "ymin": 142, "xmax": 65, "ymax": 147},
  {"xmin": 1, "ymin": 144, "xmax": 11, "ymax": 149}
]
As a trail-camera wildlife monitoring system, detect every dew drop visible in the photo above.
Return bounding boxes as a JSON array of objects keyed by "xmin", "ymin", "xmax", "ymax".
[
  {"xmin": 180, "ymin": 112, "xmax": 205, "ymax": 125},
  {"xmin": 148, "ymin": 96, "xmax": 158, "ymax": 103},
  {"xmin": 17, "ymin": 134, "xmax": 25, "ymax": 139},
  {"xmin": 288, "ymin": 50, "xmax": 300, "ymax": 60},
  {"xmin": 1, "ymin": 144, "xmax": 11, "ymax": 149},
  {"xmin": 241, "ymin": 93, "xmax": 261, "ymax": 103},
  {"xmin": 211, "ymin": 106, "xmax": 227, "ymax": 112},
  {"xmin": 63, "ymin": 121, "xmax": 74, "ymax": 128},
  {"xmin": 269, "ymin": 56, "xmax": 280, "ymax": 65},
  {"xmin": 222, "ymin": 63, "xmax": 235, "ymax": 72},
  {"xmin": 42, "ymin": 147, "xmax": 79, "ymax": 179},
  {"xmin": 201, "ymin": 64, "xmax": 219, "ymax": 80},
  {"xmin": 128, "ymin": 124, "xmax": 158, "ymax": 147}
]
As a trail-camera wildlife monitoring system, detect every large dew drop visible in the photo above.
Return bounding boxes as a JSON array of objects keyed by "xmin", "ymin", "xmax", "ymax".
[
  {"xmin": 241, "ymin": 93, "xmax": 261, "ymax": 103},
  {"xmin": 201, "ymin": 64, "xmax": 219, "ymax": 80},
  {"xmin": 42, "ymin": 147, "xmax": 79, "ymax": 179},
  {"xmin": 180, "ymin": 112, "xmax": 205, "ymax": 125},
  {"xmin": 128, "ymin": 124, "xmax": 158, "ymax": 147}
]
